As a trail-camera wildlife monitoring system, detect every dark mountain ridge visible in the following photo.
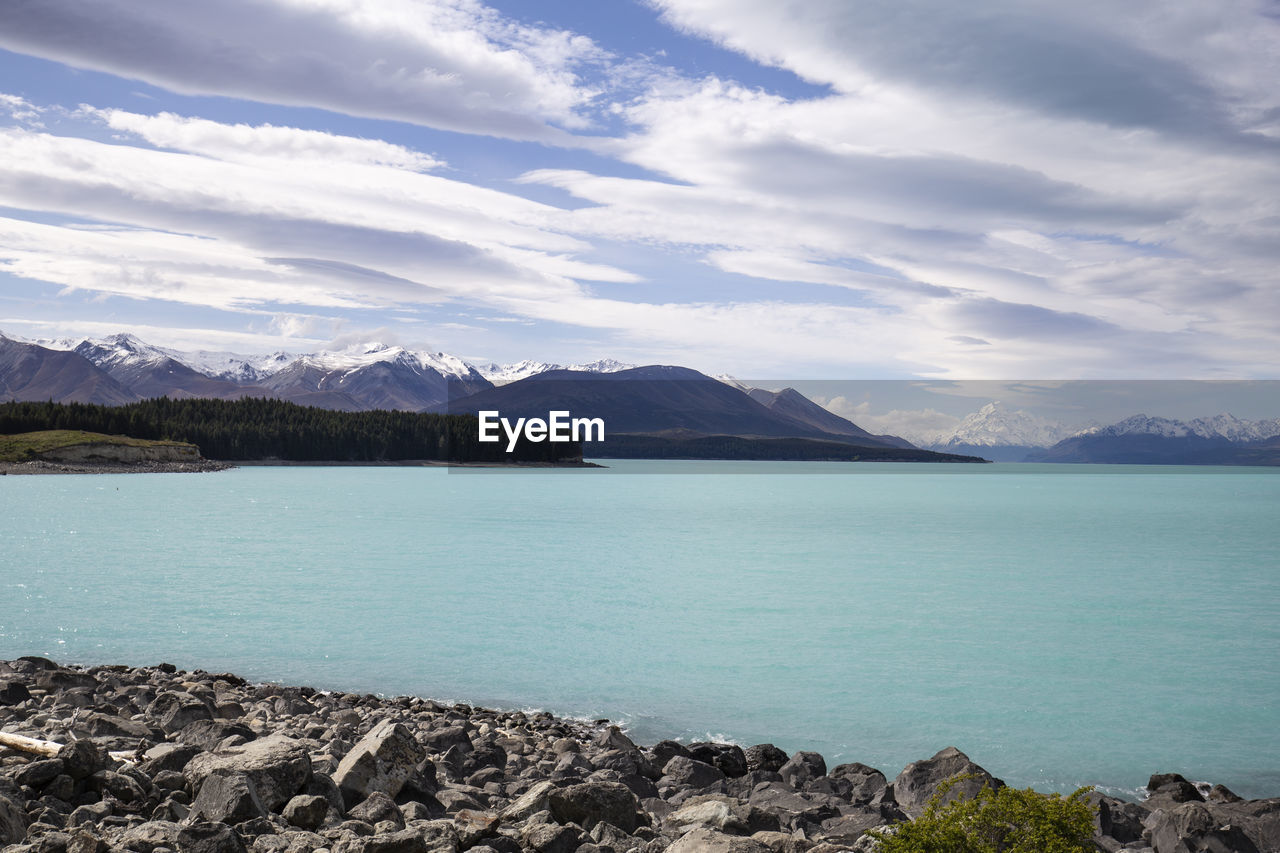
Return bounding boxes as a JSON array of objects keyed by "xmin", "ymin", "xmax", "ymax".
[{"xmin": 447, "ymin": 365, "xmax": 908, "ymax": 447}]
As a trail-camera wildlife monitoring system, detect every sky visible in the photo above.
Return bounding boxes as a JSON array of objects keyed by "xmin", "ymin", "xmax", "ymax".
[{"xmin": 0, "ymin": 0, "xmax": 1278, "ymax": 380}]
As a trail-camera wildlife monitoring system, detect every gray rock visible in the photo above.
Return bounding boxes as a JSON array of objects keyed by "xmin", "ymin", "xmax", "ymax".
[
  {"xmin": 333, "ymin": 720, "xmax": 426, "ymax": 808},
  {"xmin": 666, "ymin": 796, "xmax": 751, "ymax": 835},
  {"xmin": 1, "ymin": 793, "xmax": 28, "ymax": 845},
  {"xmin": 282, "ymin": 794, "xmax": 328, "ymax": 830},
  {"xmin": 548, "ymin": 780, "xmax": 642, "ymax": 832},
  {"xmin": 649, "ymin": 741, "xmax": 693, "ymax": 769},
  {"xmin": 184, "ymin": 733, "xmax": 313, "ymax": 811},
  {"xmin": 499, "ymin": 780, "xmax": 555, "ymax": 822},
  {"xmin": 778, "ymin": 753, "xmax": 826, "ymax": 789},
  {"xmin": 16, "ymin": 758, "xmax": 65, "ymax": 789},
  {"xmin": 117, "ymin": 820, "xmax": 184, "ymax": 853},
  {"xmin": 349, "ymin": 791, "xmax": 405, "ymax": 830},
  {"xmin": 743, "ymin": 745, "xmax": 788, "ymax": 775},
  {"xmin": 890, "ymin": 746, "xmax": 1002, "ymax": 817},
  {"xmin": 138, "ymin": 743, "xmax": 202, "ymax": 776},
  {"xmin": 346, "ymin": 827, "xmax": 429, "ymax": 853},
  {"xmin": 88, "ymin": 769, "xmax": 148, "ymax": 804},
  {"xmin": 0, "ymin": 680, "xmax": 32, "ymax": 706},
  {"xmin": 175, "ymin": 720, "xmax": 257, "ymax": 752},
  {"xmin": 830, "ymin": 764, "xmax": 887, "ymax": 805},
  {"xmin": 522, "ymin": 822, "xmax": 583, "ymax": 853},
  {"xmin": 1145, "ymin": 801, "xmax": 1259, "ymax": 853},
  {"xmin": 175, "ymin": 821, "xmax": 249, "ymax": 853},
  {"xmin": 689, "ymin": 744, "xmax": 749, "ymax": 779},
  {"xmin": 66, "ymin": 801, "xmax": 112, "ymax": 828},
  {"xmin": 56, "ymin": 741, "xmax": 104, "ymax": 781},
  {"xmin": 189, "ymin": 770, "xmax": 269, "ymax": 824},
  {"xmin": 660, "ymin": 756, "xmax": 726, "ymax": 791},
  {"xmin": 666, "ymin": 827, "xmax": 772, "ymax": 853}
]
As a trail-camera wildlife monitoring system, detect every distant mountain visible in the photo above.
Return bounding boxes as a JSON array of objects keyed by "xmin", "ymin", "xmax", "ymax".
[
  {"xmin": 923, "ymin": 401, "xmax": 1076, "ymax": 462},
  {"xmin": 0, "ymin": 334, "xmax": 138, "ymax": 406},
  {"xmin": 449, "ymin": 365, "xmax": 907, "ymax": 447},
  {"xmin": 476, "ymin": 358, "xmax": 634, "ymax": 385},
  {"xmin": 747, "ymin": 387, "xmax": 915, "ymax": 448},
  {"xmin": 28, "ymin": 335, "xmax": 494, "ymax": 413},
  {"xmin": 72, "ymin": 333, "xmax": 255, "ymax": 400},
  {"xmin": 1029, "ymin": 413, "xmax": 1280, "ymax": 465},
  {"xmin": 254, "ymin": 343, "xmax": 492, "ymax": 412}
]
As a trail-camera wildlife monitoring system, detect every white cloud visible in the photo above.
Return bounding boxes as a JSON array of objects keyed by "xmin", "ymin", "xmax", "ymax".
[
  {"xmin": 0, "ymin": 0, "xmax": 610, "ymax": 140},
  {"xmin": 96, "ymin": 110, "xmax": 445, "ymax": 171}
]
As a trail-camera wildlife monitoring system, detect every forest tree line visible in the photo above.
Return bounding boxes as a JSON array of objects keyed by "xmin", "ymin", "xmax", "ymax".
[{"xmin": 0, "ymin": 397, "xmax": 581, "ymax": 463}]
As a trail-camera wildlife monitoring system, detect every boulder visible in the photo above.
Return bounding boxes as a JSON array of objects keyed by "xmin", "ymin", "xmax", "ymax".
[
  {"xmin": 689, "ymin": 744, "xmax": 749, "ymax": 779},
  {"xmin": 830, "ymin": 763, "xmax": 888, "ymax": 805},
  {"xmin": 1, "ymin": 793, "xmax": 28, "ymax": 845},
  {"xmin": 117, "ymin": 820, "xmax": 184, "ymax": 853},
  {"xmin": 0, "ymin": 680, "xmax": 32, "ymax": 706},
  {"xmin": 15, "ymin": 758, "xmax": 64, "ymax": 789},
  {"xmin": 333, "ymin": 720, "xmax": 426, "ymax": 808},
  {"xmin": 349, "ymin": 827, "xmax": 430, "ymax": 853},
  {"xmin": 282, "ymin": 794, "xmax": 329, "ymax": 830},
  {"xmin": 1145, "ymin": 801, "xmax": 1259, "ymax": 853},
  {"xmin": 548, "ymin": 780, "xmax": 642, "ymax": 832},
  {"xmin": 349, "ymin": 791, "xmax": 406, "ymax": 830},
  {"xmin": 138, "ymin": 742, "xmax": 202, "ymax": 776},
  {"xmin": 522, "ymin": 822, "xmax": 582, "ymax": 853},
  {"xmin": 778, "ymin": 752, "xmax": 826, "ymax": 789},
  {"xmin": 666, "ymin": 827, "xmax": 773, "ymax": 853},
  {"xmin": 661, "ymin": 755, "xmax": 726, "ymax": 790},
  {"xmin": 57, "ymin": 741, "xmax": 105, "ymax": 781},
  {"xmin": 184, "ymin": 733, "xmax": 313, "ymax": 811},
  {"xmin": 743, "ymin": 745, "xmax": 788, "ymax": 774},
  {"xmin": 189, "ymin": 770, "xmax": 269, "ymax": 824},
  {"xmin": 1146, "ymin": 773, "xmax": 1206, "ymax": 809},
  {"xmin": 890, "ymin": 746, "xmax": 1002, "ymax": 817},
  {"xmin": 174, "ymin": 719, "xmax": 257, "ymax": 751},
  {"xmin": 649, "ymin": 740, "xmax": 693, "ymax": 768},
  {"xmin": 175, "ymin": 821, "xmax": 249, "ymax": 853},
  {"xmin": 499, "ymin": 780, "xmax": 555, "ymax": 822}
]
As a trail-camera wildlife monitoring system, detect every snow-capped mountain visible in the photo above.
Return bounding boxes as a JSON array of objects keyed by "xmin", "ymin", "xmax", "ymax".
[
  {"xmin": 61, "ymin": 333, "xmax": 252, "ymax": 400},
  {"xmin": 176, "ymin": 350, "xmax": 296, "ymax": 384},
  {"xmin": 477, "ymin": 358, "xmax": 634, "ymax": 385},
  {"xmin": 932, "ymin": 402, "xmax": 1075, "ymax": 449},
  {"xmin": 1076, "ymin": 413, "xmax": 1280, "ymax": 442},
  {"xmin": 1031, "ymin": 412, "xmax": 1280, "ymax": 465},
  {"xmin": 255, "ymin": 342, "xmax": 493, "ymax": 411}
]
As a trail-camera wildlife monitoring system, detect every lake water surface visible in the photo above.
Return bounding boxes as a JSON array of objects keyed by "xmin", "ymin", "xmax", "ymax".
[{"xmin": 2, "ymin": 461, "xmax": 1278, "ymax": 799}]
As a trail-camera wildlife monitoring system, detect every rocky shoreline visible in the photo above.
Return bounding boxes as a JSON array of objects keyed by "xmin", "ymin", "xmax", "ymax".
[
  {"xmin": 0, "ymin": 461, "xmax": 233, "ymax": 475},
  {"xmin": 1, "ymin": 659, "xmax": 1276, "ymax": 853}
]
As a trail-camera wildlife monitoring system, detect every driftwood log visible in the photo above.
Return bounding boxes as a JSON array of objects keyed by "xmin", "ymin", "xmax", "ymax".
[{"xmin": 0, "ymin": 730, "xmax": 136, "ymax": 762}]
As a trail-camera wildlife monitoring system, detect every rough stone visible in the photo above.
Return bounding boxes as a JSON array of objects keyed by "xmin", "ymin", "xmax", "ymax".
[
  {"xmin": 282, "ymin": 794, "xmax": 328, "ymax": 830},
  {"xmin": 660, "ymin": 756, "xmax": 726, "ymax": 791},
  {"xmin": 547, "ymin": 780, "xmax": 641, "ymax": 832},
  {"xmin": 184, "ymin": 733, "xmax": 313, "ymax": 811},
  {"xmin": 189, "ymin": 770, "xmax": 269, "ymax": 824},
  {"xmin": 333, "ymin": 720, "xmax": 426, "ymax": 808},
  {"xmin": 666, "ymin": 827, "xmax": 773, "ymax": 853},
  {"xmin": 890, "ymin": 746, "xmax": 1002, "ymax": 817},
  {"xmin": 1, "ymin": 793, "xmax": 29, "ymax": 845},
  {"xmin": 778, "ymin": 753, "xmax": 827, "ymax": 789},
  {"xmin": 743, "ymin": 745, "xmax": 789, "ymax": 775}
]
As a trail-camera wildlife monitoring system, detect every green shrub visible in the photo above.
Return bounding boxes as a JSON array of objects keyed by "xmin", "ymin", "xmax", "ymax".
[{"xmin": 871, "ymin": 776, "xmax": 1096, "ymax": 853}]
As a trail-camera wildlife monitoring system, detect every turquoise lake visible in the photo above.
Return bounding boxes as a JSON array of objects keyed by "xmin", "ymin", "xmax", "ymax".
[{"xmin": 2, "ymin": 461, "xmax": 1278, "ymax": 800}]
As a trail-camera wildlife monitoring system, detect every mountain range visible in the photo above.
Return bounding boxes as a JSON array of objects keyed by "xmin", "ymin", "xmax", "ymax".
[
  {"xmin": 0, "ymin": 331, "xmax": 919, "ymax": 453},
  {"xmin": 4, "ymin": 331, "xmax": 1278, "ymax": 464},
  {"xmin": 922, "ymin": 402, "xmax": 1280, "ymax": 464}
]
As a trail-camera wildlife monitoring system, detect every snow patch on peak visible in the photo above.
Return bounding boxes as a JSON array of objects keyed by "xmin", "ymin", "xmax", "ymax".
[
  {"xmin": 477, "ymin": 358, "xmax": 635, "ymax": 386},
  {"xmin": 934, "ymin": 401, "xmax": 1074, "ymax": 448}
]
